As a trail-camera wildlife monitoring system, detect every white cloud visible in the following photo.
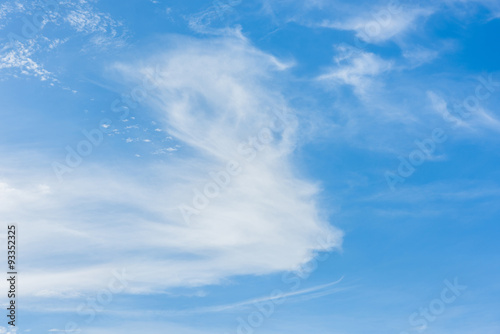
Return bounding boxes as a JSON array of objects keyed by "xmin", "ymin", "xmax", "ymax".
[
  {"xmin": 187, "ymin": 0, "xmax": 243, "ymax": 35},
  {"xmin": 427, "ymin": 91, "xmax": 469, "ymax": 128},
  {"xmin": 318, "ymin": 47, "xmax": 393, "ymax": 96},
  {"xmin": 1, "ymin": 34, "xmax": 342, "ymax": 297},
  {"xmin": 0, "ymin": 1, "xmax": 17, "ymax": 29},
  {"xmin": 320, "ymin": 6, "xmax": 434, "ymax": 44},
  {"xmin": 65, "ymin": 9, "xmax": 107, "ymax": 33},
  {"xmin": 428, "ymin": 90, "xmax": 500, "ymax": 133},
  {"xmin": 0, "ymin": 0, "xmax": 127, "ymax": 81},
  {"xmin": 0, "ymin": 40, "xmax": 55, "ymax": 81},
  {"xmin": 63, "ymin": 3, "xmax": 127, "ymax": 48},
  {"xmin": 402, "ymin": 46, "xmax": 440, "ymax": 67}
]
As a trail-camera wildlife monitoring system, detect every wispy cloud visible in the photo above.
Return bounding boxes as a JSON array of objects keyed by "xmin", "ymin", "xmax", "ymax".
[
  {"xmin": 428, "ymin": 90, "xmax": 500, "ymax": 133},
  {"xmin": 317, "ymin": 46, "xmax": 393, "ymax": 97},
  {"xmin": 0, "ymin": 0, "xmax": 127, "ymax": 81},
  {"xmin": 187, "ymin": 0, "xmax": 242, "ymax": 35},
  {"xmin": 319, "ymin": 5, "xmax": 434, "ymax": 44},
  {"xmin": 1, "ymin": 34, "xmax": 342, "ymax": 297},
  {"xmin": 31, "ymin": 277, "xmax": 347, "ymax": 316},
  {"xmin": 0, "ymin": 39, "xmax": 56, "ymax": 81},
  {"xmin": 157, "ymin": 277, "xmax": 346, "ymax": 315}
]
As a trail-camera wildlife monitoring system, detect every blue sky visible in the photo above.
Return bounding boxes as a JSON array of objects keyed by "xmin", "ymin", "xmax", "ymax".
[{"xmin": 1, "ymin": 0, "xmax": 500, "ymax": 333}]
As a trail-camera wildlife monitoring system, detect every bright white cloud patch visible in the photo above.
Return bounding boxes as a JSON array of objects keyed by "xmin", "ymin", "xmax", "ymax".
[
  {"xmin": 320, "ymin": 5, "xmax": 434, "ymax": 44},
  {"xmin": 1, "ymin": 35, "xmax": 342, "ymax": 297}
]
